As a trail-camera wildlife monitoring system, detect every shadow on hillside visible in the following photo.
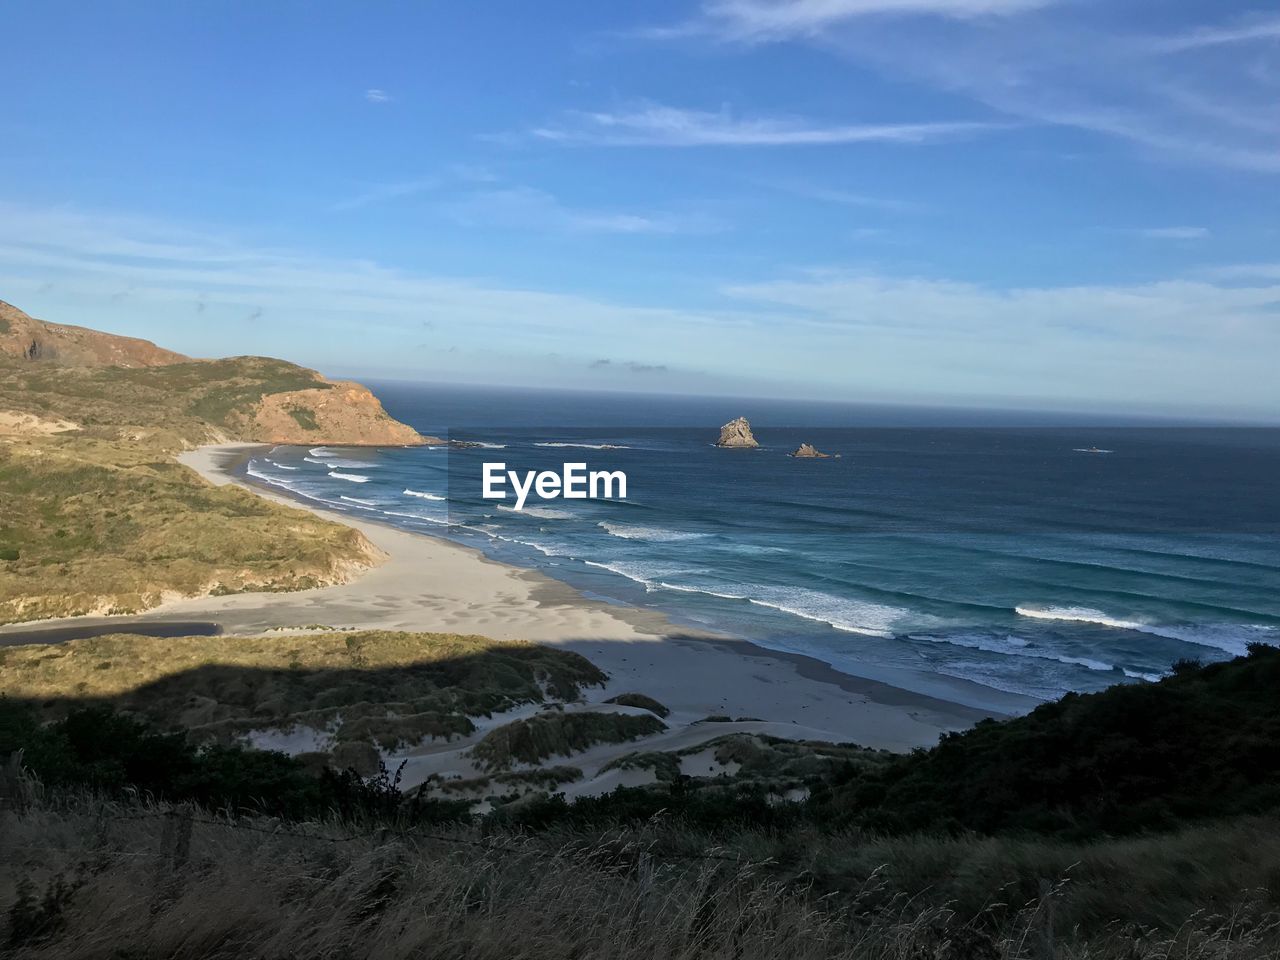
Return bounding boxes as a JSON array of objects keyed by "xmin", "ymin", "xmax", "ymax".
[{"xmin": 1, "ymin": 641, "xmax": 608, "ymax": 742}]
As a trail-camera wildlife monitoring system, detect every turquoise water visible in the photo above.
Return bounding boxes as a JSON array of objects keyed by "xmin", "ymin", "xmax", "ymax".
[{"xmin": 240, "ymin": 384, "xmax": 1280, "ymax": 705}]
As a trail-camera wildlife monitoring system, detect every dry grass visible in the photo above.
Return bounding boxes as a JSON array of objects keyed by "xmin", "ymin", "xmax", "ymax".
[{"xmin": 2, "ymin": 795, "xmax": 1279, "ymax": 959}]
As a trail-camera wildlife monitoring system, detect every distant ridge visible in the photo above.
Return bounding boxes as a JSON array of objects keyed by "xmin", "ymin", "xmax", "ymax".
[{"xmin": 0, "ymin": 299, "xmax": 187, "ymax": 367}]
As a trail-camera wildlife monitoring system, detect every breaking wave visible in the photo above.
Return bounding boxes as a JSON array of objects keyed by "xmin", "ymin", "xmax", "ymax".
[
  {"xmin": 495, "ymin": 505, "xmax": 574, "ymax": 520},
  {"xmin": 404, "ymin": 489, "xmax": 446, "ymax": 501},
  {"xmin": 598, "ymin": 521, "xmax": 706, "ymax": 542},
  {"xmin": 1014, "ymin": 605, "xmax": 1263, "ymax": 656},
  {"xmin": 913, "ymin": 632, "xmax": 1117, "ymax": 673},
  {"xmin": 328, "ymin": 471, "xmax": 371, "ymax": 483},
  {"xmin": 655, "ymin": 582, "xmax": 918, "ymax": 638},
  {"xmin": 535, "ymin": 448, "xmax": 629, "ymax": 455}
]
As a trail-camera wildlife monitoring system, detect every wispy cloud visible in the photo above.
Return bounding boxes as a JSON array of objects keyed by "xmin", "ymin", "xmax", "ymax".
[
  {"xmin": 757, "ymin": 178, "xmax": 924, "ymax": 212},
  {"xmin": 1143, "ymin": 15, "xmax": 1280, "ymax": 54},
  {"xmin": 331, "ymin": 177, "xmax": 441, "ymax": 212},
  {"xmin": 639, "ymin": 5, "xmax": 1280, "ymax": 173},
  {"xmin": 531, "ymin": 102, "xmax": 999, "ymax": 147},
  {"xmin": 364, "ymin": 88, "xmax": 391, "ymax": 103},
  {"xmin": 2, "ymin": 201, "xmax": 1277, "ymax": 415},
  {"xmin": 591, "ymin": 358, "xmax": 671, "ymax": 373},
  {"xmin": 692, "ymin": 0, "xmax": 1056, "ymax": 40},
  {"xmin": 808, "ymin": 15, "xmax": 1280, "ymax": 173},
  {"xmin": 446, "ymin": 186, "xmax": 718, "ymax": 234},
  {"xmin": 633, "ymin": 0, "xmax": 1053, "ymax": 41},
  {"xmin": 1135, "ymin": 226, "xmax": 1210, "ymax": 241}
]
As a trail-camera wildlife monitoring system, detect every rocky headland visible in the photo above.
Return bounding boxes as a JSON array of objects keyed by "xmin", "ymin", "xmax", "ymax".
[{"xmin": 0, "ymin": 298, "xmax": 435, "ymax": 447}]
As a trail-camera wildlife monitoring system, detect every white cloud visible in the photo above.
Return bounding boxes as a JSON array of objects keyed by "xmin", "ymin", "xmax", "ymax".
[
  {"xmin": 364, "ymin": 88, "xmax": 391, "ymax": 103},
  {"xmin": 531, "ymin": 102, "xmax": 999, "ymax": 147}
]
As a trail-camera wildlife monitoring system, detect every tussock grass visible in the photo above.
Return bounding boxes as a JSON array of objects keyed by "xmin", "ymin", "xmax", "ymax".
[
  {"xmin": 3, "ymin": 795, "xmax": 1279, "ymax": 959},
  {"xmin": 472, "ymin": 711, "xmax": 667, "ymax": 770},
  {"xmin": 431, "ymin": 765, "xmax": 585, "ymax": 795}
]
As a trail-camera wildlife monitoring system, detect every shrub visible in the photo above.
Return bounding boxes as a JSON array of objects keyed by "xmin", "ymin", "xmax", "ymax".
[
  {"xmin": 604, "ymin": 692, "xmax": 670, "ymax": 718},
  {"xmin": 472, "ymin": 712, "xmax": 666, "ymax": 769}
]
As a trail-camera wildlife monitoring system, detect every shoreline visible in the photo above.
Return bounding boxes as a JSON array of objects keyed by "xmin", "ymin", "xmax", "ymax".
[{"xmin": 1, "ymin": 442, "xmax": 1028, "ymax": 760}]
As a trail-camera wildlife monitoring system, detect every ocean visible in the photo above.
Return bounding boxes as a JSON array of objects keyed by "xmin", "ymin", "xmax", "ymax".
[{"xmin": 238, "ymin": 382, "xmax": 1280, "ymax": 707}]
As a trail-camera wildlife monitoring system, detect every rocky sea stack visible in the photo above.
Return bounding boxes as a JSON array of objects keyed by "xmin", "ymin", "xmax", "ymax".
[
  {"xmin": 791, "ymin": 443, "xmax": 837, "ymax": 459},
  {"xmin": 715, "ymin": 416, "xmax": 759, "ymax": 448}
]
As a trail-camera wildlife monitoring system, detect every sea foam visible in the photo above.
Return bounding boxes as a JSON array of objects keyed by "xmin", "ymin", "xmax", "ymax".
[
  {"xmin": 404, "ymin": 489, "xmax": 447, "ymax": 501},
  {"xmin": 496, "ymin": 504, "xmax": 574, "ymax": 520},
  {"xmin": 1014, "ymin": 605, "xmax": 1262, "ymax": 656},
  {"xmin": 532, "ymin": 448, "xmax": 632, "ymax": 455},
  {"xmin": 598, "ymin": 521, "xmax": 705, "ymax": 542}
]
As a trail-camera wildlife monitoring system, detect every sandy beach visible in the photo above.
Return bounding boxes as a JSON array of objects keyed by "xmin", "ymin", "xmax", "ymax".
[{"xmin": 0, "ymin": 442, "xmax": 1033, "ymax": 792}]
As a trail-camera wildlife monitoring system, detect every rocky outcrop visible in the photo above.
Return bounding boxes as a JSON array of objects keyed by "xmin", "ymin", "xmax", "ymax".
[
  {"xmin": 0, "ymin": 299, "xmax": 188, "ymax": 367},
  {"xmin": 241, "ymin": 381, "xmax": 442, "ymax": 447},
  {"xmin": 716, "ymin": 417, "xmax": 759, "ymax": 448},
  {"xmin": 791, "ymin": 443, "xmax": 837, "ymax": 459}
]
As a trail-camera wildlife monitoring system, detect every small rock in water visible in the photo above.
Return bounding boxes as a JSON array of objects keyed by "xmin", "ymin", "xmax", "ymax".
[
  {"xmin": 716, "ymin": 416, "xmax": 759, "ymax": 448},
  {"xmin": 790, "ymin": 442, "xmax": 837, "ymax": 459}
]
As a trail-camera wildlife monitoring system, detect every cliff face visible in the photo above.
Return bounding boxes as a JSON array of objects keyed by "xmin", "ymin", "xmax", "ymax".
[
  {"xmin": 0, "ymin": 300, "xmax": 188, "ymax": 367},
  {"xmin": 242, "ymin": 380, "xmax": 438, "ymax": 447},
  {"xmin": 716, "ymin": 416, "xmax": 759, "ymax": 448}
]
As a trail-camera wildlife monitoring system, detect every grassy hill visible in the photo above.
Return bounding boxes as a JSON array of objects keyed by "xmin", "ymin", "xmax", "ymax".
[
  {"xmin": 0, "ymin": 298, "xmax": 436, "ymax": 623},
  {"xmin": 0, "ymin": 434, "xmax": 379, "ymax": 622}
]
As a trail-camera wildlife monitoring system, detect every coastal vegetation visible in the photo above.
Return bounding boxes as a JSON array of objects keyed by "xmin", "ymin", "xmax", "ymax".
[
  {"xmin": 3, "ymin": 298, "xmax": 1278, "ymax": 955},
  {"xmin": 3, "ymin": 642, "xmax": 1280, "ymax": 954},
  {"xmin": 0, "ymin": 434, "xmax": 376, "ymax": 623},
  {"xmin": 0, "ymin": 299, "xmax": 429, "ymax": 624},
  {"xmin": 471, "ymin": 710, "xmax": 667, "ymax": 769},
  {"xmin": 0, "ymin": 630, "xmax": 607, "ymax": 756},
  {"xmin": 604, "ymin": 692, "xmax": 671, "ymax": 717}
]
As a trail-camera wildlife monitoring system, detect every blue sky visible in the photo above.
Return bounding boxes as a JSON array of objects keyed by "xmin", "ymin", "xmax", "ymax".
[{"xmin": 1, "ymin": 1, "xmax": 1278, "ymax": 419}]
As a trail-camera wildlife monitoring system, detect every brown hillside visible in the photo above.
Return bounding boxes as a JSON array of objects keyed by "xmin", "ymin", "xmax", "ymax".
[
  {"xmin": 0, "ymin": 299, "xmax": 434, "ymax": 447},
  {"xmin": 0, "ymin": 299, "xmax": 187, "ymax": 367}
]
